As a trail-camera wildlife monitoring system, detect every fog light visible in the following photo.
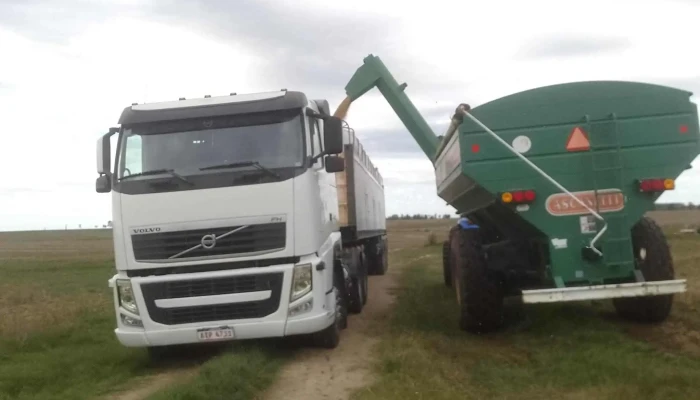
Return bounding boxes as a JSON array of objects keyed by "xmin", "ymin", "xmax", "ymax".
[
  {"xmin": 289, "ymin": 298, "xmax": 313, "ymax": 317},
  {"xmin": 120, "ymin": 313, "xmax": 143, "ymax": 327}
]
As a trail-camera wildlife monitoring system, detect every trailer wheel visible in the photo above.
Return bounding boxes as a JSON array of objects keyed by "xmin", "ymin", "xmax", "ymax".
[
  {"xmin": 382, "ymin": 237, "xmax": 389, "ymax": 273},
  {"xmin": 313, "ymin": 268, "xmax": 348, "ymax": 348},
  {"xmin": 368, "ymin": 238, "xmax": 388, "ymax": 276},
  {"xmin": 442, "ymin": 240, "xmax": 452, "ymax": 287},
  {"xmin": 361, "ymin": 252, "xmax": 369, "ymax": 306},
  {"xmin": 349, "ymin": 249, "xmax": 366, "ymax": 313},
  {"xmin": 452, "ymin": 229, "xmax": 504, "ymax": 333},
  {"xmin": 613, "ymin": 217, "xmax": 675, "ymax": 323}
]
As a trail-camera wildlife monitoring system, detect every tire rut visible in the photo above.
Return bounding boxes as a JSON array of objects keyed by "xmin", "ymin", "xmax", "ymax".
[
  {"xmin": 101, "ymin": 366, "xmax": 198, "ymax": 400},
  {"xmin": 262, "ymin": 258, "xmax": 406, "ymax": 400}
]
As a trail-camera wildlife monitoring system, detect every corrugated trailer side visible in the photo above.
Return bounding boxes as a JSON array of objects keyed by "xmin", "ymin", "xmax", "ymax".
[{"xmin": 335, "ymin": 125, "xmax": 389, "ymax": 275}]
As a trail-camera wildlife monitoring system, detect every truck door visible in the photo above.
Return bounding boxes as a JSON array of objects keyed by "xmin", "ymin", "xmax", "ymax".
[{"xmin": 310, "ymin": 117, "xmax": 338, "ymax": 293}]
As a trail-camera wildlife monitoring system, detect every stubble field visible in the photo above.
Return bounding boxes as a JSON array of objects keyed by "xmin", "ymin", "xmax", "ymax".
[{"xmin": 1, "ymin": 210, "xmax": 699, "ymax": 399}]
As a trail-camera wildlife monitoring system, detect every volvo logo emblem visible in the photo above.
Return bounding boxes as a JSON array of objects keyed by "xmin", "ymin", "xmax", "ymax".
[{"xmin": 201, "ymin": 234, "xmax": 217, "ymax": 249}]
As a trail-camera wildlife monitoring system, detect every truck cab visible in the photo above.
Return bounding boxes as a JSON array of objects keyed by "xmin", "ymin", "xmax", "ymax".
[{"xmin": 96, "ymin": 90, "xmax": 354, "ymax": 350}]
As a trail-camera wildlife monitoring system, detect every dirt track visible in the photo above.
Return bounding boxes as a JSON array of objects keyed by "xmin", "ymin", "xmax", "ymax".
[{"xmin": 262, "ymin": 258, "xmax": 403, "ymax": 400}]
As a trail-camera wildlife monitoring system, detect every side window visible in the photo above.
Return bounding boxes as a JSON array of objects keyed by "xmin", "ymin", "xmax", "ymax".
[{"xmin": 123, "ymin": 135, "xmax": 143, "ymax": 176}]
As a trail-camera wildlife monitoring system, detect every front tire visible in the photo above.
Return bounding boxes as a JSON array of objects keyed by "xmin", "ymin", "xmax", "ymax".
[
  {"xmin": 452, "ymin": 228, "xmax": 504, "ymax": 333},
  {"xmin": 313, "ymin": 271, "xmax": 348, "ymax": 348},
  {"xmin": 613, "ymin": 217, "xmax": 675, "ymax": 323}
]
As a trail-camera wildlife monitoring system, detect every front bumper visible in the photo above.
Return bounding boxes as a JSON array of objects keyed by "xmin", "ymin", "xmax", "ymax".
[
  {"xmin": 114, "ymin": 306, "xmax": 334, "ymax": 347},
  {"xmin": 108, "ymin": 257, "xmax": 335, "ymax": 347}
]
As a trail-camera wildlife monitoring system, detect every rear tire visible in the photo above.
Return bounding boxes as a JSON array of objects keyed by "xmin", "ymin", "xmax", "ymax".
[
  {"xmin": 442, "ymin": 240, "xmax": 452, "ymax": 287},
  {"xmin": 452, "ymin": 228, "xmax": 504, "ymax": 333},
  {"xmin": 382, "ymin": 238, "xmax": 389, "ymax": 273},
  {"xmin": 349, "ymin": 250, "xmax": 366, "ymax": 313},
  {"xmin": 367, "ymin": 238, "xmax": 388, "ymax": 276},
  {"xmin": 613, "ymin": 217, "xmax": 675, "ymax": 323}
]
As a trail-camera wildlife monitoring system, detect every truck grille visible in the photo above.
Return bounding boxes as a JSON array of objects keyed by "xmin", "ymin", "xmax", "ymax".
[
  {"xmin": 141, "ymin": 272, "xmax": 283, "ymax": 325},
  {"xmin": 131, "ymin": 223, "xmax": 285, "ymax": 261}
]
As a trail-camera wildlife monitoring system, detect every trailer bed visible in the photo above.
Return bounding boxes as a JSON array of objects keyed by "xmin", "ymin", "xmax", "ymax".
[{"xmin": 335, "ymin": 127, "xmax": 386, "ymax": 242}]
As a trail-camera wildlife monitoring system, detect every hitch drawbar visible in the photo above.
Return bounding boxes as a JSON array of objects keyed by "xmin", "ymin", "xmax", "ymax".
[{"xmin": 520, "ymin": 279, "xmax": 687, "ymax": 304}]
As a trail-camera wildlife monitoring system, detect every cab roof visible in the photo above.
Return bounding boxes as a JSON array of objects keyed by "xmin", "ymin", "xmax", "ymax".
[{"xmin": 118, "ymin": 90, "xmax": 308, "ymax": 126}]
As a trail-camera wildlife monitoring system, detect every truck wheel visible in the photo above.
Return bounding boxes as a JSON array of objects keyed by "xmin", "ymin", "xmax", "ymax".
[
  {"xmin": 442, "ymin": 240, "xmax": 452, "ymax": 287},
  {"xmin": 613, "ymin": 217, "xmax": 675, "ymax": 323},
  {"xmin": 382, "ymin": 238, "xmax": 389, "ymax": 273},
  {"xmin": 349, "ymin": 251, "xmax": 366, "ymax": 313},
  {"xmin": 368, "ymin": 238, "xmax": 388, "ymax": 276},
  {"xmin": 453, "ymin": 229, "xmax": 504, "ymax": 333},
  {"xmin": 361, "ymin": 253, "xmax": 369, "ymax": 306},
  {"xmin": 313, "ymin": 272, "xmax": 348, "ymax": 348}
]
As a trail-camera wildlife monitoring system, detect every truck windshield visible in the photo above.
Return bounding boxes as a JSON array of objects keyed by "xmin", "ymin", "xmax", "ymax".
[{"xmin": 118, "ymin": 111, "xmax": 304, "ymax": 181}]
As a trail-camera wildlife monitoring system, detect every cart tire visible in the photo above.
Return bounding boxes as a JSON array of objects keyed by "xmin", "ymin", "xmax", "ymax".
[
  {"xmin": 452, "ymin": 228, "xmax": 504, "ymax": 333},
  {"xmin": 613, "ymin": 217, "xmax": 675, "ymax": 323}
]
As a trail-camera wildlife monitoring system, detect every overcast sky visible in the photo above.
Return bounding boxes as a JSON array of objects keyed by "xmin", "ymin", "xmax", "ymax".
[{"xmin": 1, "ymin": 0, "xmax": 699, "ymax": 231}]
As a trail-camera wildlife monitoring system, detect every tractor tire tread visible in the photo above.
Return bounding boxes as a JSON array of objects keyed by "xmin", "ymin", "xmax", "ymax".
[
  {"xmin": 613, "ymin": 216, "xmax": 675, "ymax": 323},
  {"xmin": 454, "ymin": 229, "xmax": 504, "ymax": 333}
]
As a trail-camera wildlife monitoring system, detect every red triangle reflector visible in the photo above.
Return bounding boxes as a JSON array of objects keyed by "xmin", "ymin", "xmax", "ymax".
[{"xmin": 566, "ymin": 127, "xmax": 590, "ymax": 152}]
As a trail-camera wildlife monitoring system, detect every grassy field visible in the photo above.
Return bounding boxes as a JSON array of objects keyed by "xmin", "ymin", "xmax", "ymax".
[
  {"xmin": 0, "ymin": 230, "xmax": 287, "ymax": 400},
  {"xmin": 352, "ymin": 215, "xmax": 700, "ymax": 400},
  {"xmin": 1, "ymin": 211, "xmax": 699, "ymax": 400}
]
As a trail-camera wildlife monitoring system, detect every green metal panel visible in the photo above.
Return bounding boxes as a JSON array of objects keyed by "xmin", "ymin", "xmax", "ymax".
[
  {"xmin": 441, "ymin": 81, "xmax": 699, "ymax": 286},
  {"xmin": 343, "ymin": 54, "xmax": 699, "ymax": 289}
]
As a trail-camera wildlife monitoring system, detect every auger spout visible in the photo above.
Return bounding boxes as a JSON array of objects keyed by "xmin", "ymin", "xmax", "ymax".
[{"xmin": 341, "ymin": 54, "xmax": 440, "ymax": 162}]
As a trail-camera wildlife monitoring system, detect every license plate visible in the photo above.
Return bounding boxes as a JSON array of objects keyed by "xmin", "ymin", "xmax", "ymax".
[{"xmin": 197, "ymin": 327, "xmax": 234, "ymax": 342}]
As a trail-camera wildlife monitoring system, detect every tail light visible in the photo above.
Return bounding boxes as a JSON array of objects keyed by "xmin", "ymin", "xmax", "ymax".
[
  {"xmin": 501, "ymin": 189, "xmax": 536, "ymax": 204},
  {"xmin": 638, "ymin": 178, "xmax": 675, "ymax": 193}
]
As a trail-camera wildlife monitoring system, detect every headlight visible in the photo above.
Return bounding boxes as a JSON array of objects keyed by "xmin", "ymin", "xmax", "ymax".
[
  {"xmin": 117, "ymin": 279, "xmax": 139, "ymax": 315},
  {"xmin": 290, "ymin": 263, "xmax": 312, "ymax": 302}
]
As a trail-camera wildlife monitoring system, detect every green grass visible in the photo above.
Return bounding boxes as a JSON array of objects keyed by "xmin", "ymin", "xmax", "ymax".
[
  {"xmin": 0, "ymin": 312, "xmax": 153, "ymax": 400},
  {"xmin": 352, "ymin": 239, "xmax": 700, "ymax": 400},
  {"xmin": 0, "ymin": 231, "xmax": 157, "ymax": 400},
  {"xmin": 146, "ymin": 344, "xmax": 289, "ymax": 400},
  {"xmin": 0, "ymin": 230, "xmax": 289, "ymax": 400}
]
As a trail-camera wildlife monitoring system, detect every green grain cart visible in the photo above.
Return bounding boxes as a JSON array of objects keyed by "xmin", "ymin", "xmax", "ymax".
[{"xmin": 341, "ymin": 54, "xmax": 699, "ymax": 332}]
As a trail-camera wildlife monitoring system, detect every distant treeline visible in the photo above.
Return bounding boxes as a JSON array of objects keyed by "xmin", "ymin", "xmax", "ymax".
[
  {"xmin": 655, "ymin": 203, "xmax": 700, "ymax": 211},
  {"xmin": 387, "ymin": 214, "xmax": 454, "ymax": 220}
]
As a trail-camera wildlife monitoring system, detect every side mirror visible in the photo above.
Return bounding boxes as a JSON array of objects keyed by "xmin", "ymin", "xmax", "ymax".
[
  {"xmin": 323, "ymin": 117, "xmax": 343, "ymax": 155},
  {"xmin": 97, "ymin": 127, "xmax": 119, "ymax": 175},
  {"xmin": 324, "ymin": 156, "xmax": 345, "ymax": 173},
  {"xmin": 96, "ymin": 175, "xmax": 112, "ymax": 193}
]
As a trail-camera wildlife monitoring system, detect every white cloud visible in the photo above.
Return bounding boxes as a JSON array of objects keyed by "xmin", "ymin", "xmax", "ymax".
[{"xmin": 0, "ymin": 0, "xmax": 699, "ymax": 230}]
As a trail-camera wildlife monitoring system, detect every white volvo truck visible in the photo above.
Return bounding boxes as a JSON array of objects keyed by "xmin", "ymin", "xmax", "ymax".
[{"xmin": 95, "ymin": 90, "xmax": 388, "ymax": 355}]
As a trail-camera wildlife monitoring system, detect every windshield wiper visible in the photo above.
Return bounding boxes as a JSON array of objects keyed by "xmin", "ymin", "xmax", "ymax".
[
  {"xmin": 200, "ymin": 161, "xmax": 281, "ymax": 180},
  {"xmin": 120, "ymin": 169, "xmax": 193, "ymax": 186}
]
